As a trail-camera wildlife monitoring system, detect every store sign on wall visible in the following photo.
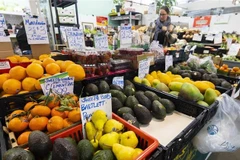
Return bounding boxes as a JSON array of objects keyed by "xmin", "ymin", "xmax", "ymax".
[
  {"xmin": 23, "ymin": 15, "xmax": 49, "ymax": 44},
  {"xmin": 94, "ymin": 34, "xmax": 108, "ymax": 50},
  {"xmin": 96, "ymin": 16, "xmax": 108, "ymax": 27},
  {"xmin": 65, "ymin": 27, "xmax": 85, "ymax": 51},
  {"xmin": 0, "ymin": 14, "xmax": 10, "ymax": 42},
  {"xmin": 193, "ymin": 16, "xmax": 212, "ymax": 28}
]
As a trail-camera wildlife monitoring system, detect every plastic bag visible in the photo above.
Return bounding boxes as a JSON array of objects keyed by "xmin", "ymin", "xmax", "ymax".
[
  {"xmin": 150, "ymin": 41, "xmax": 164, "ymax": 60},
  {"xmin": 193, "ymin": 94, "xmax": 240, "ymax": 153},
  {"xmin": 187, "ymin": 54, "xmax": 200, "ymax": 70},
  {"xmin": 200, "ymin": 56, "xmax": 217, "ymax": 74}
]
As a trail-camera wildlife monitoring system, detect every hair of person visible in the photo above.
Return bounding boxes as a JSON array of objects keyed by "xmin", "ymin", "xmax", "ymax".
[{"xmin": 160, "ymin": 6, "xmax": 170, "ymax": 14}]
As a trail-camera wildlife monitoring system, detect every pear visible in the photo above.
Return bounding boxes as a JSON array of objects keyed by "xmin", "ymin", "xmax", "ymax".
[
  {"xmin": 120, "ymin": 131, "xmax": 138, "ymax": 148},
  {"xmin": 85, "ymin": 121, "xmax": 97, "ymax": 141},
  {"xmin": 112, "ymin": 143, "xmax": 135, "ymax": 160},
  {"xmin": 133, "ymin": 76, "xmax": 142, "ymax": 83},
  {"xmin": 141, "ymin": 78, "xmax": 151, "ymax": 87},
  {"xmin": 99, "ymin": 132, "xmax": 119, "ymax": 150},
  {"xmin": 132, "ymin": 148, "xmax": 143, "ymax": 159},
  {"xmin": 104, "ymin": 119, "xmax": 124, "ymax": 133},
  {"xmin": 91, "ymin": 110, "xmax": 108, "ymax": 131},
  {"xmin": 152, "ymin": 79, "xmax": 161, "ymax": 88}
]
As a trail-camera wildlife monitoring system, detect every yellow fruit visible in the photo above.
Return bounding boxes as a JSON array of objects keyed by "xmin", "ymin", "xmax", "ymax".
[
  {"xmin": 66, "ymin": 64, "xmax": 85, "ymax": 81},
  {"xmin": 19, "ymin": 57, "xmax": 30, "ymax": 62},
  {"xmin": 13, "ymin": 55, "xmax": 21, "ymax": 62},
  {"xmin": 166, "ymin": 71, "xmax": 172, "ymax": 76},
  {"xmin": 194, "ymin": 81, "xmax": 210, "ymax": 93},
  {"xmin": 2, "ymin": 94, "xmax": 13, "ymax": 97},
  {"xmin": 6, "ymin": 56, "xmax": 18, "ymax": 63},
  {"xmin": 133, "ymin": 76, "xmax": 142, "ymax": 83},
  {"xmin": 60, "ymin": 60, "xmax": 74, "ymax": 72},
  {"xmin": 22, "ymin": 77, "xmax": 37, "ymax": 91},
  {"xmin": 132, "ymin": 148, "xmax": 143, "ymax": 159},
  {"xmin": 42, "ymin": 57, "xmax": 55, "ymax": 68},
  {"xmin": 171, "ymin": 78, "xmax": 185, "ymax": 83},
  {"xmin": 9, "ymin": 66, "xmax": 27, "ymax": 81},
  {"xmin": 42, "ymin": 74, "xmax": 51, "ymax": 78},
  {"xmin": 55, "ymin": 60, "xmax": 63, "ymax": 67},
  {"xmin": 35, "ymin": 79, "xmax": 42, "ymax": 90},
  {"xmin": 46, "ymin": 63, "xmax": 61, "ymax": 75},
  {"xmin": 26, "ymin": 63, "xmax": 44, "ymax": 79},
  {"xmin": 32, "ymin": 60, "xmax": 42, "ymax": 65},
  {"xmin": 215, "ymin": 89, "xmax": 221, "ymax": 96},
  {"xmin": 3, "ymin": 79, "xmax": 22, "ymax": 94},
  {"xmin": 157, "ymin": 73, "xmax": 171, "ymax": 85},
  {"xmin": 18, "ymin": 91, "xmax": 29, "ymax": 94},
  {"xmin": 0, "ymin": 74, "xmax": 8, "ymax": 89},
  {"xmin": 202, "ymin": 81, "xmax": 215, "ymax": 89},
  {"xmin": 145, "ymin": 74, "xmax": 154, "ymax": 85},
  {"xmin": 150, "ymin": 71, "xmax": 158, "ymax": 79},
  {"xmin": 2, "ymin": 73, "xmax": 10, "ymax": 79},
  {"xmin": 39, "ymin": 54, "xmax": 50, "ymax": 61}
]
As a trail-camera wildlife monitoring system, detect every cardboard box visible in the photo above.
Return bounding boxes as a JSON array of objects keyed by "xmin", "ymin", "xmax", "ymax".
[{"xmin": 0, "ymin": 42, "xmax": 14, "ymax": 58}]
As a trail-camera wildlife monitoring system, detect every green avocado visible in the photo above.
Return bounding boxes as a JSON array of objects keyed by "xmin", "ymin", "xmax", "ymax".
[
  {"xmin": 133, "ymin": 104, "xmax": 152, "ymax": 124},
  {"xmin": 109, "ymin": 90, "xmax": 127, "ymax": 104},
  {"xmin": 3, "ymin": 148, "xmax": 35, "ymax": 160},
  {"xmin": 124, "ymin": 86, "xmax": 136, "ymax": 97},
  {"xmin": 135, "ymin": 92, "xmax": 152, "ymax": 110},
  {"xmin": 158, "ymin": 98, "xmax": 175, "ymax": 114},
  {"xmin": 122, "ymin": 113, "xmax": 140, "ymax": 128},
  {"xmin": 99, "ymin": 80, "xmax": 110, "ymax": 93},
  {"xmin": 92, "ymin": 150, "xmax": 116, "ymax": 160},
  {"xmin": 78, "ymin": 139, "xmax": 94, "ymax": 160},
  {"xmin": 125, "ymin": 96, "xmax": 139, "ymax": 109},
  {"xmin": 151, "ymin": 100, "xmax": 167, "ymax": 119},
  {"xmin": 144, "ymin": 91, "xmax": 159, "ymax": 101},
  {"xmin": 112, "ymin": 97, "xmax": 123, "ymax": 113},
  {"xmin": 110, "ymin": 84, "xmax": 123, "ymax": 92},
  {"xmin": 85, "ymin": 83, "xmax": 99, "ymax": 96},
  {"xmin": 117, "ymin": 107, "xmax": 134, "ymax": 117}
]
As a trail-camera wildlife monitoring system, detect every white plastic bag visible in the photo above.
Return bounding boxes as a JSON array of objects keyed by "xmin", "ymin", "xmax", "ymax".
[
  {"xmin": 150, "ymin": 41, "xmax": 164, "ymax": 60},
  {"xmin": 187, "ymin": 54, "xmax": 200, "ymax": 70},
  {"xmin": 193, "ymin": 94, "xmax": 240, "ymax": 153},
  {"xmin": 200, "ymin": 56, "xmax": 217, "ymax": 73}
]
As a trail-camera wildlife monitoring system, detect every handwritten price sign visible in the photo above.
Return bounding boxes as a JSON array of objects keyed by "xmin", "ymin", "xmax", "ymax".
[
  {"xmin": 138, "ymin": 59, "xmax": 150, "ymax": 79},
  {"xmin": 0, "ymin": 14, "xmax": 10, "ymax": 42},
  {"xmin": 66, "ymin": 27, "xmax": 85, "ymax": 51},
  {"xmin": 94, "ymin": 34, "xmax": 108, "ymax": 50},
  {"xmin": 112, "ymin": 76, "xmax": 124, "ymax": 89},
  {"xmin": 120, "ymin": 25, "xmax": 132, "ymax": 44}
]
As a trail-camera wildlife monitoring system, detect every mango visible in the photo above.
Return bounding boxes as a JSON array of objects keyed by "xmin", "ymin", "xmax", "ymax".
[
  {"xmin": 133, "ymin": 76, "xmax": 142, "ymax": 83},
  {"xmin": 145, "ymin": 74, "xmax": 154, "ymax": 85},
  {"xmin": 204, "ymin": 88, "xmax": 218, "ymax": 105},
  {"xmin": 215, "ymin": 89, "xmax": 221, "ymax": 96},
  {"xmin": 155, "ymin": 82, "xmax": 170, "ymax": 92},
  {"xmin": 194, "ymin": 81, "xmax": 211, "ymax": 93},
  {"xmin": 202, "ymin": 81, "xmax": 215, "ymax": 89},
  {"xmin": 157, "ymin": 73, "xmax": 171, "ymax": 85},
  {"xmin": 152, "ymin": 79, "xmax": 161, "ymax": 88},
  {"xmin": 150, "ymin": 71, "xmax": 158, "ymax": 79},
  {"xmin": 179, "ymin": 83, "xmax": 204, "ymax": 102},
  {"xmin": 197, "ymin": 101, "xmax": 209, "ymax": 107},
  {"xmin": 141, "ymin": 78, "xmax": 151, "ymax": 87},
  {"xmin": 168, "ymin": 82, "xmax": 183, "ymax": 92}
]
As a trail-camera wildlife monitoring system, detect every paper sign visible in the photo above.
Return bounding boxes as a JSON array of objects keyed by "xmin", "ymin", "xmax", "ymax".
[
  {"xmin": 138, "ymin": 59, "xmax": 150, "ymax": 79},
  {"xmin": 165, "ymin": 55, "xmax": 173, "ymax": 71},
  {"xmin": 214, "ymin": 33, "xmax": 222, "ymax": 44},
  {"xmin": 214, "ymin": 15, "xmax": 230, "ymax": 24},
  {"xmin": 23, "ymin": 15, "xmax": 49, "ymax": 44},
  {"xmin": 0, "ymin": 60, "xmax": 10, "ymax": 69},
  {"xmin": 65, "ymin": 27, "xmax": 85, "ymax": 51},
  {"xmin": 228, "ymin": 43, "xmax": 240, "ymax": 56},
  {"xmin": 39, "ymin": 72, "xmax": 74, "ymax": 95},
  {"xmin": 227, "ymin": 38, "xmax": 232, "ymax": 49},
  {"xmin": 94, "ymin": 34, "xmax": 108, "ymax": 50},
  {"xmin": 193, "ymin": 34, "xmax": 203, "ymax": 42},
  {"xmin": 80, "ymin": 93, "xmax": 112, "ymax": 138},
  {"xmin": 112, "ymin": 76, "xmax": 124, "ymax": 89},
  {"xmin": 193, "ymin": 16, "xmax": 211, "ymax": 28},
  {"xmin": 148, "ymin": 3, "xmax": 156, "ymax": 14},
  {"xmin": 206, "ymin": 34, "xmax": 214, "ymax": 41},
  {"xmin": 0, "ymin": 14, "xmax": 10, "ymax": 42},
  {"xmin": 120, "ymin": 25, "xmax": 132, "ymax": 47},
  {"xmin": 203, "ymin": 50, "xmax": 210, "ymax": 54}
]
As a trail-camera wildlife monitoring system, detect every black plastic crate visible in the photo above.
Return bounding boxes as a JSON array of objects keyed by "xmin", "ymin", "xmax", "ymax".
[
  {"xmin": 0, "ymin": 121, "xmax": 7, "ymax": 159},
  {"xmin": 217, "ymin": 74, "xmax": 239, "ymax": 84}
]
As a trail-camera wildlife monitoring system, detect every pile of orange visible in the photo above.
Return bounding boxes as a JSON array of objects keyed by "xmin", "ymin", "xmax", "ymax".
[
  {"xmin": 0, "ymin": 55, "xmax": 86, "ymax": 97},
  {"xmin": 218, "ymin": 64, "xmax": 230, "ymax": 73},
  {"xmin": 7, "ymin": 93, "xmax": 81, "ymax": 146}
]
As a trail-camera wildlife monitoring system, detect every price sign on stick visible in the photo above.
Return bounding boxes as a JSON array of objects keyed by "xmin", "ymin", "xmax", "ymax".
[
  {"xmin": 165, "ymin": 55, "xmax": 173, "ymax": 71},
  {"xmin": 80, "ymin": 93, "xmax": 112, "ymax": 138},
  {"xmin": 193, "ymin": 34, "xmax": 203, "ymax": 42},
  {"xmin": 120, "ymin": 25, "xmax": 132, "ymax": 48},
  {"xmin": 0, "ymin": 60, "xmax": 10, "ymax": 70},
  {"xmin": 94, "ymin": 34, "xmax": 108, "ymax": 50},
  {"xmin": 138, "ymin": 59, "xmax": 150, "ymax": 79},
  {"xmin": 112, "ymin": 76, "xmax": 124, "ymax": 89},
  {"xmin": 65, "ymin": 27, "xmax": 85, "ymax": 51},
  {"xmin": 214, "ymin": 33, "xmax": 222, "ymax": 44},
  {"xmin": 0, "ymin": 14, "xmax": 10, "ymax": 42}
]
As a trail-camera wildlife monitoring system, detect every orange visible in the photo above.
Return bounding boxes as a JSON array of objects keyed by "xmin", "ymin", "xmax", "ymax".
[
  {"xmin": 22, "ymin": 77, "xmax": 37, "ymax": 91},
  {"xmin": 9, "ymin": 66, "xmax": 27, "ymax": 81},
  {"xmin": 19, "ymin": 57, "xmax": 30, "ymax": 62},
  {"xmin": 46, "ymin": 63, "xmax": 60, "ymax": 75},
  {"xmin": 17, "ymin": 131, "xmax": 31, "ymax": 145},
  {"xmin": 60, "ymin": 60, "xmax": 74, "ymax": 72},
  {"xmin": 8, "ymin": 117, "xmax": 29, "ymax": 132},
  {"xmin": 18, "ymin": 91, "xmax": 29, "ymax": 94},
  {"xmin": 39, "ymin": 54, "xmax": 50, "ymax": 61},
  {"xmin": 35, "ymin": 79, "xmax": 42, "ymax": 90},
  {"xmin": 55, "ymin": 60, "xmax": 63, "ymax": 67},
  {"xmin": 24, "ymin": 102, "xmax": 37, "ymax": 112},
  {"xmin": 63, "ymin": 118, "xmax": 73, "ymax": 128},
  {"xmin": 29, "ymin": 117, "xmax": 48, "ymax": 131},
  {"xmin": 13, "ymin": 55, "xmax": 21, "ymax": 62},
  {"xmin": 47, "ymin": 116, "xmax": 64, "ymax": 133},
  {"xmin": 222, "ymin": 64, "xmax": 228, "ymax": 69},
  {"xmin": 51, "ymin": 107, "xmax": 67, "ymax": 119},
  {"xmin": 41, "ymin": 74, "xmax": 51, "ymax": 78},
  {"xmin": 3, "ymin": 79, "xmax": 22, "ymax": 94},
  {"xmin": 9, "ymin": 110, "xmax": 25, "ymax": 120},
  {"xmin": 219, "ymin": 66, "xmax": 225, "ymax": 71},
  {"xmin": 27, "ymin": 114, "xmax": 33, "ymax": 121},
  {"xmin": 2, "ymin": 73, "xmax": 10, "ymax": 79},
  {"xmin": 68, "ymin": 108, "xmax": 81, "ymax": 123},
  {"xmin": 31, "ymin": 105, "xmax": 51, "ymax": 117},
  {"xmin": 26, "ymin": 63, "xmax": 44, "ymax": 79},
  {"xmin": 46, "ymin": 95, "xmax": 60, "ymax": 109},
  {"xmin": 66, "ymin": 64, "xmax": 85, "ymax": 81},
  {"xmin": 32, "ymin": 60, "xmax": 42, "ymax": 65},
  {"xmin": 1, "ymin": 94, "xmax": 13, "ymax": 97},
  {"xmin": 233, "ymin": 67, "xmax": 239, "ymax": 72},
  {"xmin": 42, "ymin": 57, "xmax": 55, "ymax": 68},
  {"xmin": 6, "ymin": 56, "xmax": 18, "ymax": 63},
  {"xmin": 0, "ymin": 74, "xmax": 8, "ymax": 89}
]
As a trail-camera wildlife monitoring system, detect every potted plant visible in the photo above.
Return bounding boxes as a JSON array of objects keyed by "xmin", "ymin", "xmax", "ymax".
[{"xmin": 113, "ymin": 0, "xmax": 125, "ymax": 12}]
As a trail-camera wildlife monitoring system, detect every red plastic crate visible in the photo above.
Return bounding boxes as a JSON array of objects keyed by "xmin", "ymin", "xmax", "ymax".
[
  {"xmin": 0, "ymin": 59, "xmax": 31, "ymax": 74},
  {"xmin": 50, "ymin": 113, "xmax": 159, "ymax": 160}
]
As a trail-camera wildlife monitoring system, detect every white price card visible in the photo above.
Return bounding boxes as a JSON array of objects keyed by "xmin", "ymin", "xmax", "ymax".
[
  {"xmin": 0, "ymin": 60, "xmax": 10, "ymax": 70},
  {"xmin": 206, "ymin": 34, "xmax": 214, "ymax": 41},
  {"xmin": 193, "ymin": 34, "xmax": 203, "ymax": 42},
  {"xmin": 80, "ymin": 93, "xmax": 112, "ymax": 138},
  {"xmin": 0, "ymin": 14, "xmax": 10, "ymax": 42},
  {"xmin": 148, "ymin": 3, "xmax": 156, "ymax": 14},
  {"xmin": 228, "ymin": 43, "xmax": 240, "ymax": 56},
  {"xmin": 138, "ymin": 59, "xmax": 150, "ymax": 79},
  {"xmin": 227, "ymin": 38, "xmax": 232, "ymax": 49},
  {"xmin": 39, "ymin": 72, "xmax": 74, "ymax": 95},
  {"xmin": 112, "ymin": 76, "xmax": 124, "ymax": 89},
  {"xmin": 65, "ymin": 27, "xmax": 85, "ymax": 51},
  {"xmin": 120, "ymin": 25, "xmax": 132, "ymax": 47},
  {"xmin": 165, "ymin": 55, "xmax": 173, "ymax": 71},
  {"xmin": 214, "ymin": 33, "xmax": 222, "ymax": 44},
  {"xmin": 23, "ymin": 15, "xmax": 49, "ymax": 44},
  {"xmin": 94, "ymin": 34, "xmax": 108, "ymax": 50}
]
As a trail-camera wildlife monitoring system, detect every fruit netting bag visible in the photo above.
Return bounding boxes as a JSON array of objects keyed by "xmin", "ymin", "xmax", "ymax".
[
  {"xmin": 200, "ymin": 56, "xmax": 217, "ymax": 74},
  {"xmin": 192, "ymin": 94, "xmax": 240, "ymax": 153},
  {"xmin": 187, "ymin": 54, "xmax": 200, "ymax": 70}
]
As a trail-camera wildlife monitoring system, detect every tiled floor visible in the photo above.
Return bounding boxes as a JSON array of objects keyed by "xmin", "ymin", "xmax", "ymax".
[{"xmin": 208, "ymin": 150, "xmax": 240, "ymax": 160}]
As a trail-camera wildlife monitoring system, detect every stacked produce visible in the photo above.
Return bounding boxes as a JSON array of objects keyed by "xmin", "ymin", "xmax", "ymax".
[
  {"xmin": 6, "ymin": 92, "xmax": 80, "ymax": 146},
  {"xmin": 0, "ymin": 55, "xmax": 85, "ymax": 97}
]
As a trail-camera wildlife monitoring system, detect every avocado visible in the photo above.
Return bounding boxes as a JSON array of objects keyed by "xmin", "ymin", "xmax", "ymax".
[
  {"xmin": 158, "ymin": 98, "xmax": 175, "ymax": 114},
  {"xmin": 124, "ymin": 86, "xmax": 135, "ymax": 96},
  {"xmin": 202, "ymin": 73, "xmax": 211, "ymax": 81},
  {"xmin": 124, "ymin": 80, "xmax": 135, "ymax": 89},
  {"xmin": 209, "ymin": 73, "xmax": 218, "ymax": 79},
  {"xmin": 133, "ymin": 104, "xmax": 152, "ymax": 124},
  {"xmin": 179, "ymin": 65, "xmax": 186, "ymax": 70},
  {"xmin": 99, "ymin": 80, "xmax": 110, "ymax": 93},
  {"xmin": 151, "ymin": 100, "xmax": 167, "ymax": 119},
  {"xmin": 210, "ymin": 78, "xmax": 222, "ymax": 86},
  {"xmin": 28, "ymin": 130, "xmax": 52, "ymax": 158},
  {"xmin": 43, "ymin": 152, "xmax": 52, "ymax": 160},
  {"xmin": 197, "ymin": 69, "xmax": 207, "ymax": 75},
  {"xmin": 185, "ymin": 66, "xmax": 191, "ymax": 70},
  {"xmin": 125, "ymin": 96, "xmax": 139, "ymax": 109},
  {"xmin": 3, "ymin": 148, "xmax": 35, "ymax": 160},
  {"xmin": 52, "ymin": 138, "xmax": 79, "ymax": 160},
  {"xmin": 117, "ymin": 107, "xmax": 134, "ymax": 117},
  {"xmin": 177, "ymin": 70, "xmax": 185, "ymax": 75},
  {"xmin": 92, "ymin": 150, "xmax": 116, "ymax": 160},
  {"xmin": 109, "ymin": 90, "xmax": 127, "ymax": 104},
  {"xmin": 112, "ymin": 97, "xmax": 123, "ymax": 113},
  {"xmin": 172, "ymin": 68, "xmax": 180, "ymax": 74},
  {"xmin": 110, "ymin": 84, "xmax": 123, "ymax": 91},
  {"xmin": 181, "ymin": 73, "xmax": 191, "ymax": 78},
  {"xmin": 167, "ymin": 66, "xmax": 174, "ymax": 72},
  {"xmin": 221, "ymin": 81, "xmax": 232, "ymax": 89},
  {"xmin": 78, "ymin": 139, "xmax": 95, "ymax": 160},
  {"xmin": 191, "ymin": 71, "xmax": 201, "ymax": 81},
  {"xmin": 85, "ymin": 83, "xmax": 99, "ymax": 96},
  {"xmin": 64, "ymin": 137, "xmax": 77, "ymax": 147},
  {"xmin": 144, "ymin": 91, "xmax": 159, "ymax": 101},
  {"xmin": 122, "ymin": 113, "xmax": 140, "ymax": 128},
  {"xmin": 135, "ymin": 92, "xmax": 152, "ymax": 110},
  {"xmin": 169, "ymin": 91, "xmax": 179, "ymax": 97}
]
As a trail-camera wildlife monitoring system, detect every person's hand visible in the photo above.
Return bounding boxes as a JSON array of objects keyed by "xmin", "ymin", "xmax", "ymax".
[
  {"xmin": 168, "ymin": 25, "xmax": 174, "ymax": 33},
  {"xmin": 162, "ymin": 26, "xmax": 167, "ymax": 31}
]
